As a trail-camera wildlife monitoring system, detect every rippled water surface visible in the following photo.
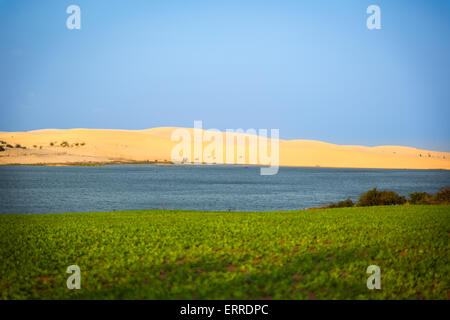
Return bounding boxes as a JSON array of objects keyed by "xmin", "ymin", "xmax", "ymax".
[{"xmin": 0, "ymin": 165, "xmax": 449, "ymax": 213}]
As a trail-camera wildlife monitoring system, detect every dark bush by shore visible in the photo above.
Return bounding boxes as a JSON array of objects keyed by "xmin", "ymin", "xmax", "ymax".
[
  {"xmin": 430, "ymin": 187, "xmax": 450, "ymax": 204},
  {"xmin": 357, "ymin": 188, "xmax": 406, "ymax": 206},
  {"xmin": 408, "ymin": 192, "xmax": 431, "ymax": 205},
  {"xmin": 326, "ymin": 187, "xmax": 450, "ymax": 208},
  {"xmin": 327, "ymin": 198, "xmax": 354, "ymax": 208}
]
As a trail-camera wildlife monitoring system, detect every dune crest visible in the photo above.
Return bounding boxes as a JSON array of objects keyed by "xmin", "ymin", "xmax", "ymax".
[{"xmin": 0, "ymin": 127, "xmax": 449, "ymax": 169}]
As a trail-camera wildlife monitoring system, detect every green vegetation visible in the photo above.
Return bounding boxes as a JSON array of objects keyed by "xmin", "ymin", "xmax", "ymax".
[
  {"xmin": 47, "ymin": 141, "xmax": 85, "ymax": 148},
  {"xmin": 65, "ymin": 160, "xmax": 175, "ymax": 166},
  {"xmin": 327, "ymin": 198, "xmax": 354, "ymax": 209},
  {"xmin": 327, "ymin": 187, "xmax": 449, "ymax": 208},
  {"xmin": 0, "ymin": 146, "xmax": 4, "ymax": 152},
  {"xmin": 431, "ymin": 187, "xmax": 450, "ymax": 204},
  {"xmin": 408, "ymin": 192, "xmax": 432, "ymax": 205},
  {"xmin": 2, "ymin": 161, "xmax": 177, "ymax": 167},
  {"xmin": 357, "ymin": 188, "xmax": 406, "ymax": 206},
  {"xmin": 0, "ymin": 205, "xmax": 448, "ymax": 300}
]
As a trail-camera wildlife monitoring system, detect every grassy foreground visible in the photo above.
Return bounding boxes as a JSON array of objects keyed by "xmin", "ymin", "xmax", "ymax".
[{"xmin": 0, "ymin": 206, "xmax": 448, "ymax": 300}]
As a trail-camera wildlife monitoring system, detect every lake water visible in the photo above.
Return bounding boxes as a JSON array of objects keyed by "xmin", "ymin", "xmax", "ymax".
[{"xmin": 0, "ymin": 165, "xmax": 449, "ymax": 214}]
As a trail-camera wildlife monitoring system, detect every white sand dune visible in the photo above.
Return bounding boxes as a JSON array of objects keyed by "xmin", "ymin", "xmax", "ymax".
[{"xmin": 0, "ymin": 127, "xmax": 449, "ymax": 169}]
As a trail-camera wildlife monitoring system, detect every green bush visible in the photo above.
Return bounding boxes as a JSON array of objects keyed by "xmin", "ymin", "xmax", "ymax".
[
  {"xmin": 357, "ymin": 188, "xmax": 406, "ymax": 206},
  {"xmin": 327, "ymin": 198, "xmax": 354, "ymax": 208},
  {"xmin": 408, "ymin": 192, "xmax": 431, "ymax": 205},
  {"xmin": 431, "ymin": 187, "xmax": 450, "ymax": 204},
  {"xmin": 325, "ymin": 187, "xmax": 450, "ymax": 209}
]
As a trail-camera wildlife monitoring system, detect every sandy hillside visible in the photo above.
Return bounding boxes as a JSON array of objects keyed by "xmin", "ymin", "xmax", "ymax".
[{"xmin": 0, "ymin": 127, "xmax": 449, "ymax": 169}]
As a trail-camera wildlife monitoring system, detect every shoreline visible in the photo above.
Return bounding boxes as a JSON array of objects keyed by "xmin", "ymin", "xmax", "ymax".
[
  {"xmin": 1, "ymin": 204, "xmax": 448, "ymax": 216},
  {"xmin": 0, "ymin": 161, "xmax": 448, "ymax": 170}
]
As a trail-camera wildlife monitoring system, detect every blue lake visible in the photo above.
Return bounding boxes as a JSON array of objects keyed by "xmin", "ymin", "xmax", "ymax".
[{"xmin": 0, "ymin": 165, "xmax": 449, "ymax": 214}]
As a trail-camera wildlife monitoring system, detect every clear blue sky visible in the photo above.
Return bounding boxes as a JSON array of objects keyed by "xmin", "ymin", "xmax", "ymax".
[{"xmin": 1, "ymin": 0, "xmax": 449, "ymax": 151}]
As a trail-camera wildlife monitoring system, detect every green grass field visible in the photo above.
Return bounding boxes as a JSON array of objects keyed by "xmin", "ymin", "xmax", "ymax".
[{"xmin": 0, "ymin": 205, "xmax": 448, "ymax": 300}]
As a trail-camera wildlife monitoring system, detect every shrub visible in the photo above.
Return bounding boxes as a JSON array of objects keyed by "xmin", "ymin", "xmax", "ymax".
[
  {"xmin": 431, "ymin": 187, "xmax": 450, "ymax": 204},
  {"xmin": 327, "ymin": 198, "xmax": 354, "ymax": 208},
  {"xmin": 6, "ymin": 144, "xmax": 13, "ymax": 148},
  {"xmin": 15, "ymin": 144, "xmax": 21, "ymax": 148},
  {"xmin": 357, "ymin": 188, "xmax": 406, "ymax": 206},
  {"xmin": 0, "ymin": 146, "xmax": 4, "ymax": 152},
  {"xmin": 408, "ymin": 192, "xmax": 431, "ymax": 205},
  {"xmin": 50, "ymin": 142, "xmax": 54, "ymax": 146},
  {"xmin": 60, "ymin": 141, "xmax": 69, "ymax": 147}
]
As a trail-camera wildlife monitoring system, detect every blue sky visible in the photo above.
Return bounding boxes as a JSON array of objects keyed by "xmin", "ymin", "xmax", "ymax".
[{"xmin": 0, "ymin": 0, "xmax": 449, "ymax": 151}]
